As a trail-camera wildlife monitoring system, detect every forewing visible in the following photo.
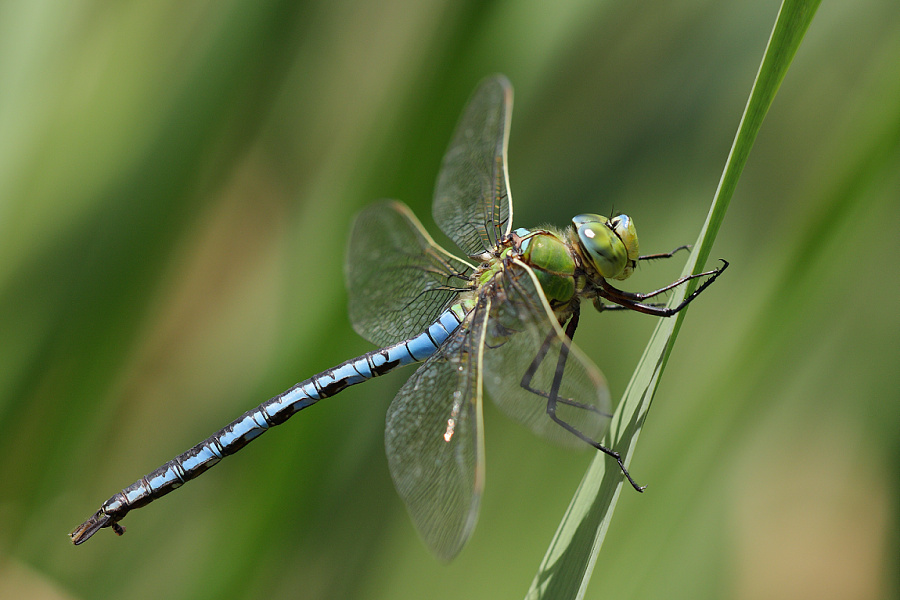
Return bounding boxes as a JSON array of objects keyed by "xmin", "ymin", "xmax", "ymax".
[
  {"xmin": 433, "ymin": 75, "xmax": 514, "ymax": 258},
  {"xmin": 482, "ymin": 259, "xmax": 611, "ymax": 448},
  {"xmin": 384, "ymin": 300, "xmax": 489, "ymax": 561},
  {"xmin": 345, "ymin": 200, "xmax": 472, "ymax": 347}
]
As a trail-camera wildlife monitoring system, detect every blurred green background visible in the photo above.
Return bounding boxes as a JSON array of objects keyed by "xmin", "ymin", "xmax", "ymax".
[{"xmin": 1, "ymin": 0, "xmax": 897, "ymax": 598}]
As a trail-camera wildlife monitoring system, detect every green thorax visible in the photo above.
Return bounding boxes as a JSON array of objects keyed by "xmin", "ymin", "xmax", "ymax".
[
  {"xmin": 472, "ymin": 227, "xmax": 584, "ymax": 310},
  {"xmin": 472, "ymin": 213, "xmax": 641, "ymax": 313},
  {"xmin": 514, "ymin": 227, "xmax": 577, "ymax": 305}
]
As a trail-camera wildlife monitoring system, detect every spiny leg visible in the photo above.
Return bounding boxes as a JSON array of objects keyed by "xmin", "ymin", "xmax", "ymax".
[
  {"xmin": 522, "ymin": 307, "xmax": 644, "ymax": 492},
  {"xmin": 613, "ymin": 260, "xmax": 727, "ymax": 302},
  {"xmin": 519, "ymin": 321, "xmax": 606, "ymax": 415},
  {"xmin": 605, "ymin": 245, "xmax": 706, "ymax": 312},
  {"xmin": 599, "ymin": 259, "xmax": 728, "ymax": 317},
  {"xmin": 595, "ymin": 302, "xmax": 668, "ymax": 312},
  {"xmin": 638, "ymin": 244, "xmax": 691, "ymax": 261}
]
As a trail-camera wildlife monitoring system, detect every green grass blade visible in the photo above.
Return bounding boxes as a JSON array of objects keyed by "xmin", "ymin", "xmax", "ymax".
[{"xmin": 525, "ymin": 1, "xmax": 821, "ymax": 598}]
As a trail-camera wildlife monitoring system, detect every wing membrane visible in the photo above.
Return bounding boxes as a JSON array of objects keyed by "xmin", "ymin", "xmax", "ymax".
[
  {"xmin": 482, "ymin": 259, "xmax": 611, "ymax": 447},
  {"xmin": 384, "ymin": 299, "xmax": 489, "ymax": 561},
  {"xmin": 433, "ymin": 75, "xmax": 513, "ymax": 258},
  {"xmin": 345, "ymin": 201, "xmax": 472, "ymax": 347}
]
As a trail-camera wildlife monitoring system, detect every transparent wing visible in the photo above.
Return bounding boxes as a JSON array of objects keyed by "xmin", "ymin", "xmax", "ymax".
[
  {"xmin": 345, "ymin": 200, "xmax": 473, "ymax": 347},
  {"xmin": 384, "ymin": 299, "xmax": 490, "ymax": 561},
  {"xmin": 482, "ymin": 259, "xmax": 611, "ymax": 448},
  {"xmin": 433, "ymin": 75, "xmax": 514, "ymax": 258}
]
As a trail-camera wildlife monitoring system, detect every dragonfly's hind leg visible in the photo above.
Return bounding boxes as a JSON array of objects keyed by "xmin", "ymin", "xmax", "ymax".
[
  {"xmin": 518, "ymin": 323, "xmax": 606, "ymax": 416},
  {"xmin": 519, "ymin": 307, "xmax": 645, "ymax": 492}
]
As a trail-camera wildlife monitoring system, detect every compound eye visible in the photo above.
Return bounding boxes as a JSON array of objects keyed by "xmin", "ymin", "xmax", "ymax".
[
  {"xmin": 608, "ymin": 215, "xmax": 639, "ymax": 260},
  {"xmin": 607, "ymin": 215, "xmax": 639, "ymax": 280},
  {"xmin": 572, "ymin": 214, "xmax": 627, "ymax": 279}
]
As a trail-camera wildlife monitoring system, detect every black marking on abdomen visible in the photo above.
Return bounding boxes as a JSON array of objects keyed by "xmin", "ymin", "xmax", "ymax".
[
  {"xmin": 319, "ymin": 378, "xmax": 350, "ymax": 398},
  {"xmin": 372, "ymin": 356, "xmax": 402, "ymax": 377}
]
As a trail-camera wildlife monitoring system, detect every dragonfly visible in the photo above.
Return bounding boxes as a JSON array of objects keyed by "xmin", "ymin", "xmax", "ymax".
[{"xmin": 71, "ymin": 75, "xmax": 726, "ymax": 560}]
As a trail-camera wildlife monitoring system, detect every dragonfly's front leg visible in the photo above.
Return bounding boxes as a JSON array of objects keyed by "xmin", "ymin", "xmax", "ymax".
[
  {"xmin": 594, "ymin": 301, "xmax": 668, "ymax": 312},
  {"xmin": 599, "ymin": 259, "xmax": 728, "ymax": 317},
  {"xmin": 637, "ymin": 244, "xmax": 692, "ymax": 261},
  {"xmin": 519, "ymin": 307, "xmax": 645, "ymax": 492}
]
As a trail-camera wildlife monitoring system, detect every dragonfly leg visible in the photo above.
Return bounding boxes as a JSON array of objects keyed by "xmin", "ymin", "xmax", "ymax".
[
  {"xmin": 595, "ymin": 301, "xmax": 668, "ymax": 312},
  {"xmin": 598, "ymin": 259, "xmax": 728, "ymax": 317},
  {"xmin": 546, "ymin": 412, "xmax": 645, "ymax": 492},
  {"xmin": 520, "ymin": 307, "xmax": 644, "ymax": 492},
  {"xmin": 518, "ymin": 324, "xmax": 606, "ymax": 415},
  {"xmin": 637, "ymin": 244, "xmax": 691, "ymax": 261}
]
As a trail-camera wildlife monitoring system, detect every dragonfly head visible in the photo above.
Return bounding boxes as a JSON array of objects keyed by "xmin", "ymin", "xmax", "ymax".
[{"xmin": 571, "ymin": 213, "xmax": 639, "ymax": 280}]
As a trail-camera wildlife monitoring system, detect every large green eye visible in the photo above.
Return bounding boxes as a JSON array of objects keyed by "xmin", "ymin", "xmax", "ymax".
[{"xmin": 572, "ymin": 213, "xmax": 639, "ymax": 280}]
